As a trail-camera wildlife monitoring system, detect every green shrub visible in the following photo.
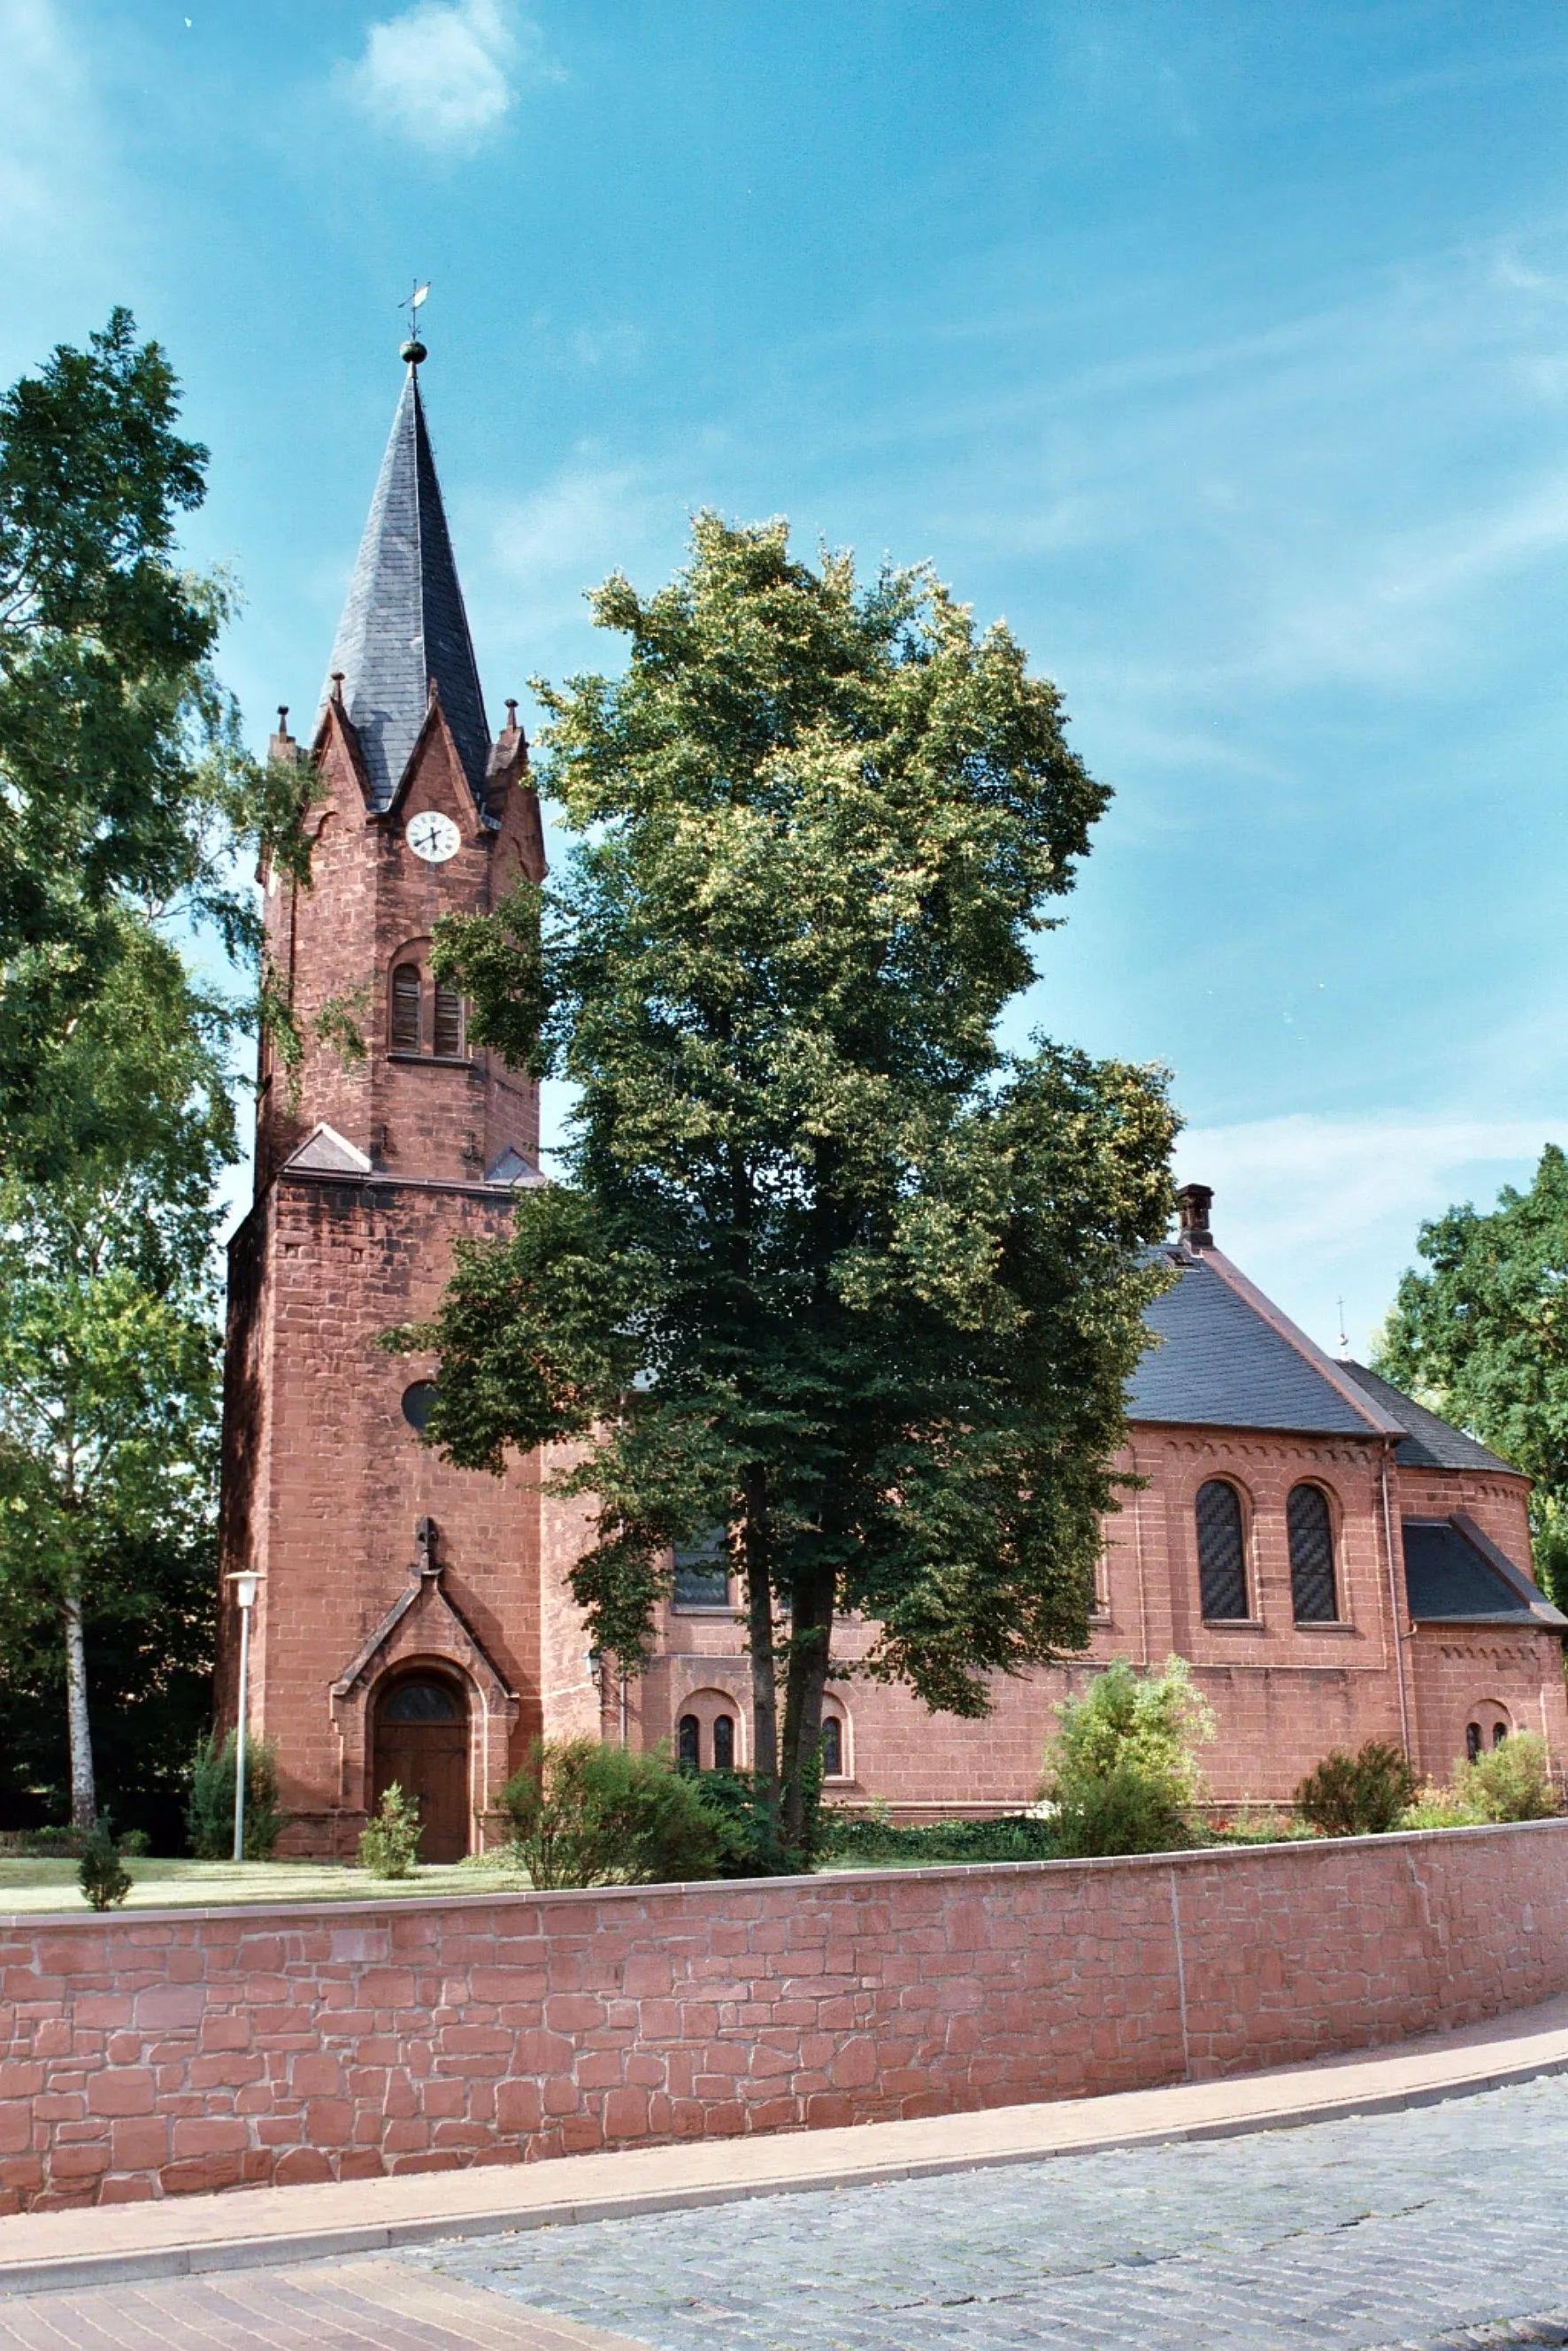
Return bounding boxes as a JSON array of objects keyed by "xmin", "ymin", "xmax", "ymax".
[
  {"xmin": 1295, "ymin": 1740, "xmax": 1417, "ymax": 1836},
  {"xmin": 501, "ymin": 1738, "xmax": 720, "ymax": 1889},
  {"xmin": 1455, "ymin": 1731, "xmax": 1557, "ymax": 1824},
  {"xmin": 1400, "ymin": 1783, "xmax": 1481, "ymax": 1830},
  {"xmin": 819, "ymin": 1809, "xmax": 1057, "ymax": 1867},
  {"xmin": 687, "ymin": 1768, "xmax": 794, "ymax": 1876},
  {"xmin": 1042, "ymin": 1657, "xmax": 1214, "ymax": 1858},
  {"xmin": 357, "ymin": 1783, "xmax": 423, "ymax": 1878},
  {"xmin": 187, "ymin": 1731, "xmax": 287, "ymax": 1860},
  {"xmin": 78, "ymin": 1824, "xmax": 132, "ymax": 1911}
]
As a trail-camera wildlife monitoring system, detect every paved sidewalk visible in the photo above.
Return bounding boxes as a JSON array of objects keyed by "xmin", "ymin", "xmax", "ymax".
[
  {"xmin": 0, "ymin": 2256, "xmax": 645, "ymax": 2350},
  {"xmin": 4, "ymin": 1993, "xmax": 1568, "ymax": 2297}
]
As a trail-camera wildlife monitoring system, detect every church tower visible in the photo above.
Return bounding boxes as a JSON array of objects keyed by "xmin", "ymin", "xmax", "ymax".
[{"xmin": 219, "ymin": 349, "xmax": 598, "ymax": 1860}]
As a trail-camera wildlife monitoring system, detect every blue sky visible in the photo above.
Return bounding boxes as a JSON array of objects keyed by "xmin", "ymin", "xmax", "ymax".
[{"xmin": 5, "ymin": 0, "xmax": 1567, "ymax": 1355}]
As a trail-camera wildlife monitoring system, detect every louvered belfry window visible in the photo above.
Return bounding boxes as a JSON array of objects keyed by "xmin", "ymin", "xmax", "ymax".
[
  {"xmin": 433, "ymin": 981, "xmax": 464, "ymax": 1058},
  {"xmin": 1287, "ymin": 1484, "xmax": 1338, "ymax": 1622},
  {"xmin": 391, "ymin": 963, "xmax": 422, "ymax": 1049},
  {"xmin": 1195, "ymin": 1479, "xmax": 1249, "ymax": 1619}
]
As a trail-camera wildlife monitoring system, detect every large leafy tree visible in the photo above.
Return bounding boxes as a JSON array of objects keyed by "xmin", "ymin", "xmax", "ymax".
[
  {"xmin": 0, "ymin": 930, "xmax": 232, "ymax": 1830},
  {"xmin": 0, "ymin": 307, "xmax": 282, "ymax": 1180},
  {"xmin": 0, "ymin": 309, "xmax": 278, "ymax": 1832},
  {"xmin": 396, "ymin": 518, "xmax": 1177, "ymax": 1851},
  {"xmin": 1376, "ymin": 1145, "xmax": 1568, "ymax": 1603}
]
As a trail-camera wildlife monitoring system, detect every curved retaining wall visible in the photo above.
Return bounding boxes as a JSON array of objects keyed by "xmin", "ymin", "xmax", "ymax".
[{"xmin": 3, "ymin": 1820, "xmax": 1566, "ymax": 2213}]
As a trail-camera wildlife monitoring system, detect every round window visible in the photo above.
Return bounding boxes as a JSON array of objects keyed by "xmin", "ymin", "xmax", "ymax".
[{"xmin": 401, "ymin": 1381, "xmax": 440, "ymax": 1433}]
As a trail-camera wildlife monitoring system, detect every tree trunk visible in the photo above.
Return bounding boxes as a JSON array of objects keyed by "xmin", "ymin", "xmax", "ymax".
[
  {"xmin": 63, "ymin": 1587, "xmax": 96, "ymax": 1832},
  {"xmin": 780, "ymin": 1568, "xmax": 835, "ymax": 1853},
  {"xmin": 742, "ymin": 1463, "xmax": 778, "ymax": 1802}
]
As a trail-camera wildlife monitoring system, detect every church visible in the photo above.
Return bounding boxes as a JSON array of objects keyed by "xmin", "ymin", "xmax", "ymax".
[{"xmin": 217, "ymin": 353, "xmax": 1568, "ymax": 1860}]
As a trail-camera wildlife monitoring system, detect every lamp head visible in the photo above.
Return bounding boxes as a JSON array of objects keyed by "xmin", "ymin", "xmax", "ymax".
[{"xmin": 227, "ymin": 1571, "xmax": 263, "ymax": 1611}]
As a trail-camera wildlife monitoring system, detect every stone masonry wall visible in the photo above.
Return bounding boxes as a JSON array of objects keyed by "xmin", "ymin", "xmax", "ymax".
[{"xmin": 3, "ymin": 1822, "xmax": 1566, "ymax": 2214}]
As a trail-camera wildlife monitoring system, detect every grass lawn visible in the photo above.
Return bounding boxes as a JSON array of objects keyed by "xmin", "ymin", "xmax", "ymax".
[{"xmin": 0, "ymin": 1853, "xmax": 536, "ymax": 1916}]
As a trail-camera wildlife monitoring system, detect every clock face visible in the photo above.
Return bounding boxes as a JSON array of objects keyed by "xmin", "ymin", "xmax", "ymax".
[{"xmin": 406, "ymin": 811, "xmax": 460, "ymax": 864}]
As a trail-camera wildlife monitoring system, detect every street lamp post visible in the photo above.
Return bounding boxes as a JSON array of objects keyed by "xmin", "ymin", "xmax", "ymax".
[{"xmin": 227, "ymin": 1572, "xmax": 263, "ymax": 1863}]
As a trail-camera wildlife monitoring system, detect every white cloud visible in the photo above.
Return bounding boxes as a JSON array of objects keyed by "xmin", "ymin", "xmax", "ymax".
[
  {"xmin": 343, "ymin": 0, "xmax": 553, "ymax": 153},
  {"xmin": 468, "ymin": 453, "xmax": 696, "ymax": 680}
]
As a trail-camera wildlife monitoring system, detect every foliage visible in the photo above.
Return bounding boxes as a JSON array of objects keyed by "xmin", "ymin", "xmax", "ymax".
[
  {"xmin": 1375, "ymin": 1148, "xmax": 1568, "ymax": 1609},
  {"xmin": 187, "ymin": 1731, "xmax": 285, "ymax": 1861},
  {"xmin": 819, "ymin": 1807, "xmax": 1057, "ymax": 1866},
  {"xmin": 396, "ymin": 515, "xmax": 1178, "ymax": 1851},
  {"xmin": 1295, "ymin": 1740, "xmax": 1418, "ymax": 1837},
  {"xmin": 501, "ymin": 1737, "xmax": 721, "ymax": 1889},
  {"xmin": 1456, "ymin": 1730, "xmax": 1558, "ymax": 1822},
  {"xmin": 0, "ymin": 310, "xmax": 288, "ymax": 1179},
  {"xmin": 1207, "ymin": 1807, "xmax": 1318, "ymax": 1846},
  {"xmin": 357, "ymin": 1782, "xmax": 422, "ymax": 1878},
  {"xmin": 1399, "ymin": 1784, "xmax": 1480, "ymax": 1831},
  {"xmin": 0, "ymin": 928, "xmax": 232, "ymax": 1832},
  {"xmin": 1403, "ymin": 1732, "xmax": 1563, "ymax": 1831},
  {"xmin": 1042, "ymin": 1656, "xmax": 1213, "ymax": 1857},
  {"xmin": 683, "ymin": 1767, "xmax": 795, "ymax": 1876},
  {"xmin": 78, "ymin": 1821, "xmax": 132, "ymax": 1910}
]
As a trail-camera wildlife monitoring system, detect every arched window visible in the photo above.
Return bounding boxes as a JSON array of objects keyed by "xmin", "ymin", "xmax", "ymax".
[
  {"xmin": 1287, "ymin": 1485, "xmax": 1338, "ymax": 1623},
  {"xmin": 712, "ymin": 1715, "xmax": 735, "ymax": 1771},
  {"xmin": 677, "ymin": 1714, "xmax": 700, "ymax": 1769},
  {"xmin": 1494, "ymin": 1722, "xmax": 1509, "ymax": 1749},
  {"xmin": 1195, "ymin": 1480, "xmax": 1249, "ymax": 1620},
  {"xmin": 820, "ymin": 1717, "xmax": 843, "ymax": 1778},
  {"xmin": 380, "ymin": 1677, "xmax": 460, "ymax": 1723},
  {"xmin": 1466, "ymin": 1721, "xmax": 1482, "ymax": 1763},
  {"xmin": 391, "ymin": 963, "xmax": 422, "ymax": 1049},
  {"xmin": 433, "ymin": 981, "xmax": 464, "ymax": 1058}
]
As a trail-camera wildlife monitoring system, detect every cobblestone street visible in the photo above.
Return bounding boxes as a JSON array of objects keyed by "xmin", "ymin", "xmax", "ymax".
[{"xmin": 412, "ymin": 2074, "xmax": 1568, "ymax": 2351}]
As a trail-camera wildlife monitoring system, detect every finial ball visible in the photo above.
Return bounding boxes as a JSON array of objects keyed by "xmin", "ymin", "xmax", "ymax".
[{"xmin": 400, "ymin": 337, "xmax": 427, "ymax": 365}]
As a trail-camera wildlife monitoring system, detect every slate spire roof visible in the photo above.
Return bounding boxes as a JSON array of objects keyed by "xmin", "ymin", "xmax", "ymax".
[{"xmin": 319, "ymin": 364, "xmax": 490, "ymax": 811}]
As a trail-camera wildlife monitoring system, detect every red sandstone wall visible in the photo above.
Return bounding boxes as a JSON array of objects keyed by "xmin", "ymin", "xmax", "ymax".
[
  {"xmin": 649, "ymin": 1425, "xmax": 1562, "ymax": 1810},
  {"xmin": 3, "ymin": 1822, "xmax": 1565, "ymax": 2214}
]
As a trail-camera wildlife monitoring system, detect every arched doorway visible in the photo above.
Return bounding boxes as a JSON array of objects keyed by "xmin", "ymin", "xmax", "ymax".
[{"xmin": 372, "ymin": 1671, "xmax": 471, "ymax": 1863}]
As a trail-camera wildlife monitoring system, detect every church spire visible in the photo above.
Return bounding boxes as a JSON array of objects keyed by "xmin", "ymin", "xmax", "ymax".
[{"xmin": 319, "ymin": 355, "xmax": 490, "ymax": 812}]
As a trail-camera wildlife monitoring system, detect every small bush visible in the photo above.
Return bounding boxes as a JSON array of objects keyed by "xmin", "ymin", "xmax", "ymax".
[
  {"xmin": 357, "ymin": 1783, "xmax": 423, "ymax": 1878},
  {"xmin": 501, "ymin": 1738, "xmax": 720, "ymax": 1889},
  {"xmin": 1042, "ymin": 1657, "xmax": 1214, "ymax": 1858},
  {"xmin": 688, "ymin": 1768, "xmax": 794, "ymax": 1876},
  {"xmin": 187, "ymin": 1732, "xmax": 287, "ymax": 1860},
  {"xmin": 1455, "ymin": 1731, "xmax": 1557, "ymax": 1824},
  {"xmin": 1295, "ymin": 1740, "xmax": 1417, "ymax": 1837},
  {"xmin": 78, "ymin": 1824, "xmax": 133, "ymax": 1911},
  {"xmin": 1400, "ymin": 1782, "xmax": 1481, "ymax": 1831}
]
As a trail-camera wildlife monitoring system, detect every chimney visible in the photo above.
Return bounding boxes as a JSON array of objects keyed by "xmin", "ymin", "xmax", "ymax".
[{"xmin": 1177, "ymin": 1182, "xmax": 1214, "ymax": 1251}]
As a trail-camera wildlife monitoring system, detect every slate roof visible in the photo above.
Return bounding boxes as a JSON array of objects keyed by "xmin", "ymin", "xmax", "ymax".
[
  {"xmin": 1402, "ymin": 1514, "xmax": 1565, "ymax": 1625},
  {"xmin": 319, "ymin": 366, "xmax": 490, "ymax": 812},
  {"xmin": 1127, "ymin": 1248, "xmax": 1524, "ymax": 1473},
  {"xmin": 1335, "ymin": 1359, "xmax": 1518, "ymax": 1475},
  {"xmin": 1127, "ymin": 1254, "xmax": 1390, "ymax": 1436}
]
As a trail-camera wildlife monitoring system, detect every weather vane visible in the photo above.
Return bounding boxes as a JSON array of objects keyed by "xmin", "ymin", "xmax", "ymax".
[{"xmin": 398, "ymin": 280, "xmax": 431, "ymax": 365}]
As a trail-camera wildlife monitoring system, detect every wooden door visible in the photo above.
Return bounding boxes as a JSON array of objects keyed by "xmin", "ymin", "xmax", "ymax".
[{"xmin": 372, "ymin": 1675, "xmax": 470, "ymax": 1863}]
